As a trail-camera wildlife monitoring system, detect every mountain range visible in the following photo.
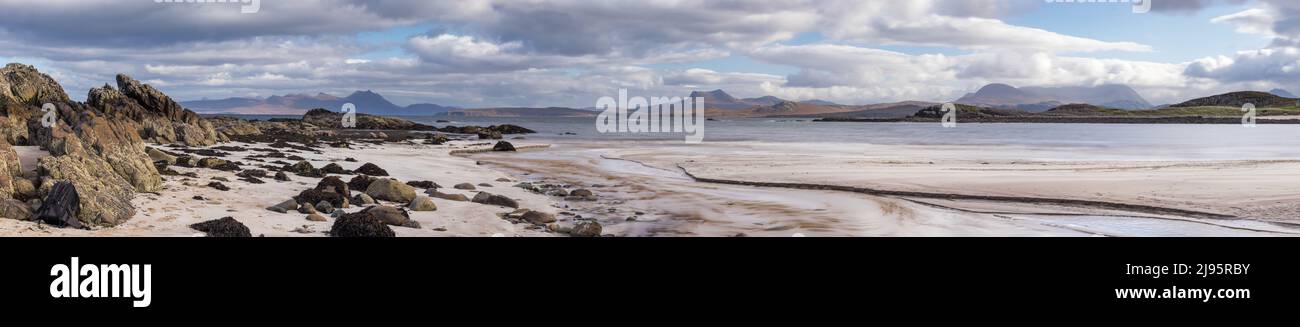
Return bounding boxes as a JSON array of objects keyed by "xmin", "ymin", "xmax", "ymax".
[
  {"xmin": 1270, "ymin": 88, "xmax": 1296, "ymax": 98},
  {"xmin": 955, "ymin": 84, "xmax": 1153, "ymax": 111},
  {"xmin": 181, "ymin": 90, "xmax": 454, "ymax": 115}
]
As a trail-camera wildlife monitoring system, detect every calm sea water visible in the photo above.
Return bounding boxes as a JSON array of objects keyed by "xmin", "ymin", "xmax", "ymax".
[{"xmin": 219, "ymin": 115, "xmax": 1300, "ymax": 160}]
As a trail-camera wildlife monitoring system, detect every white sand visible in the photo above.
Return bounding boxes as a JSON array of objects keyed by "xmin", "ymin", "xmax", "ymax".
[
  {"xmin": 472, "ymin": 140, "xmax": 1300, "ymax": 237},
  {"xmin": 5, "ymin": 138, "xmax": 1299, "ymax": 237},
  {"xmin": 0, "ymin": 140, "xmax": 562, "ymax": 237}
]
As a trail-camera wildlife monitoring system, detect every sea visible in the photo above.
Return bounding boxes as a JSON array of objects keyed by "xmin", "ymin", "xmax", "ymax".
[{"xmin": 217, "ymin": 114, "xmax": 1300, "ymax": 161}]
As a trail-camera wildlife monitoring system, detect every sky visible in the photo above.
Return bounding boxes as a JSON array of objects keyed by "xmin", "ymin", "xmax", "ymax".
[{"xmin": 0, "ymin": 0, "xmax": 1297, "ymax": 108}]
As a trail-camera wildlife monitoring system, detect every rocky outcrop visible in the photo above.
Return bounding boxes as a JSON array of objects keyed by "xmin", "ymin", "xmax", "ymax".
[
  {"xmin": 86, "ymin": 74, "xmax": 224, "ymax": 146},
  {"xmin": 36, "ymin": 108, "xmax": 160, "ymax": 227},
  {"xmin": 0, "ymin": 63, "xmax": 71, "ymax": 107},
  {"xmin": 302, "ymin": 108, "xmax": 435, "ymax": 130},
  {"xmin": 437, "ymin": 124, "xmax": 535, "ymax": 135}
]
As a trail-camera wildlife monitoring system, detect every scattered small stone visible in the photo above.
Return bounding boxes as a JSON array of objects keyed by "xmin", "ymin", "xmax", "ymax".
[
  {"xmin": 471, "ymin": 192, "xmax": 519, "ymax": 208},
  {"xmin": 495, "ymin": 178, "xmax": 512, "ymax": 182},
  {"xmin": 406, "ymin": 180, "xmax": 440, "ymax": 189},
  {"xmin": 570, "ymin": 221, "xmax": 603, "ymax": 237},
  {"xmin": 211, "ymin": 177, "xmax": 231, "ymax": 182},
  {"xmin": 426, "ymin": 189, "xmax": 469, "ymax": 202},
  {"xmin": 315, "ymin": 201, "xmax": 335, "ymax": 214},
  {"xmin": 408, "ymin": 196, "xmax": 438, "ymax": 211},
  {"xmin": 208, "ymin": 182, "xmax": 230, "ymax": 191},
  {"xmin": 354, "ymin": 193, "xmax": 376, "ymax": 205},
  {"xmin": 192, "ymin": 195, "xmax": 206, "ymax": 201},
  {"xmin": 266, "ymin": 199, "xmax": 298, "ymax": 213},
  {"xmin": 453, "ymin": 183, "xmax": 476, "ymax": 190},
  {"xmin": 522, "ymin": 210, "xmax": 556, "ymax": 224},
  {"xmin": 477, "ymin": 183, "xmax": 493, "ymax": 188},
  {"xmin": 274, "ymin": 171, "xmax": 291, "ymax": 181},
  {"xmin": 298, "ymin": 203, "xmax": 317, "ymax": 214},
  {"xmin": 401, "ymin": 220, "xmax": 422, "ymax": 229}
]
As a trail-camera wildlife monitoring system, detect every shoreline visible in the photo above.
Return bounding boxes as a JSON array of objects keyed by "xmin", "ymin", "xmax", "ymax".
[{"xmin": 815, "ymin": 117, "xmax": 1300, "ymax": 124}]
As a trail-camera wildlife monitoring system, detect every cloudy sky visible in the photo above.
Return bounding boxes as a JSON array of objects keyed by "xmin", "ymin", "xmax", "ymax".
[{"xmin": 0, "ymin": 0, "xmax": 1297, "ymax": 108}]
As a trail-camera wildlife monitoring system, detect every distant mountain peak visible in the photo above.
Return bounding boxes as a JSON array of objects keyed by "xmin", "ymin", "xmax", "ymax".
[
  {"xmin": 1269, "ymin": 88, "xmax": 1296, "ymax": 98},
  {"xmin": 957, "ymin": 83, "xmax": 1151, "ymax": 112},
  {"xmin": 180, "ymin": 90, "xmax": 450, "ymax": 115},
  {"xmin": 690, "ymin": 89, "xmax": 737, "ymax": 102}
]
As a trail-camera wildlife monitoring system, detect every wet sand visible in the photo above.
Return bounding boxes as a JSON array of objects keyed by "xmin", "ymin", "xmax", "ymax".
[{"xmin": 473, "ymin": 140, "xmax": 1300, "ymax": 237}]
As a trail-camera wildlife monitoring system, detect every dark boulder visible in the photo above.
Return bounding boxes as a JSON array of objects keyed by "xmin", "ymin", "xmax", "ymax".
[
  {"xmin": 320, "ymin": 163, "xmax": 348, "ymax": 174},
  {"xmin": 285, "ymin": 161, "xmax": 323, "ymax": 177},
  {"xmin": 190, "ymin": 217, "xmax": 252, "ymax": 237},
  {"xmin": 207, "ymin": 182, "xmax": 230, "ymax": 191},
  {"xmin": 355, "ymin": 163, "xmax": 389, "ymax": 176},
  {"xmin": 35, "ymin": 182, "xmax": 83, "ymax": 229},
  {"xmin": 330, "ymin": 209, "xmax": 397, "ymax": 237},
  {"xmin": 478, "ymin": 131, "xmax": 503, "ymax": 140},
  {"xmin": 493, "ymin": 141, "xmax": 516, "ymax": 152},
  {"xmin": 293, "ymin": 176, "xmax": 352, "ymax": 208},
  {"xmin": 406, "ymin": 180, "xmax": 440, "ymax": 189},
  {"xmin": 348, "ymin": 175, "xmax": 376, "ymax": 191},
  {"xmin": 471, "ymin": 192, "xmax": 519, "ymax": 208}
]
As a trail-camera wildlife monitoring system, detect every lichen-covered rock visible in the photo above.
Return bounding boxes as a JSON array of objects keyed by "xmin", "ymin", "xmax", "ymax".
[
  {"xmin": 0, "ymin": 198, "xmax": 33, "ymax": 221},
  {"xmin": 0, "ymin": 63, "xmax": 71, "ymax": 106},
  {"xmin": 365, "ymin": 178, "xmax": 416, "ymax": 203},
  {"xmin": 408, "ymin": 196, "xmax": 437, "ymax": 211},
  {"xmin": 570, "ymin": 221, "xmax": 603, "ymax": 237},
  {"xmin": 37, "ymin": 130, "xmax": 140, "ymax": 227}
]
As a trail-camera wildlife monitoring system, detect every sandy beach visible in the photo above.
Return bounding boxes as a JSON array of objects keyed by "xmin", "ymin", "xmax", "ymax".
[
  {"xmin": 473, "ymin": 139, "xmax": 1300, "ymax": 237},
  {"xmin": 0, "ymin": 139, "xmax": 563, "ymax": 237},
  {"xmin": 2, "ymin": 133, "xmax": 1298, "ymax": 237}
]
